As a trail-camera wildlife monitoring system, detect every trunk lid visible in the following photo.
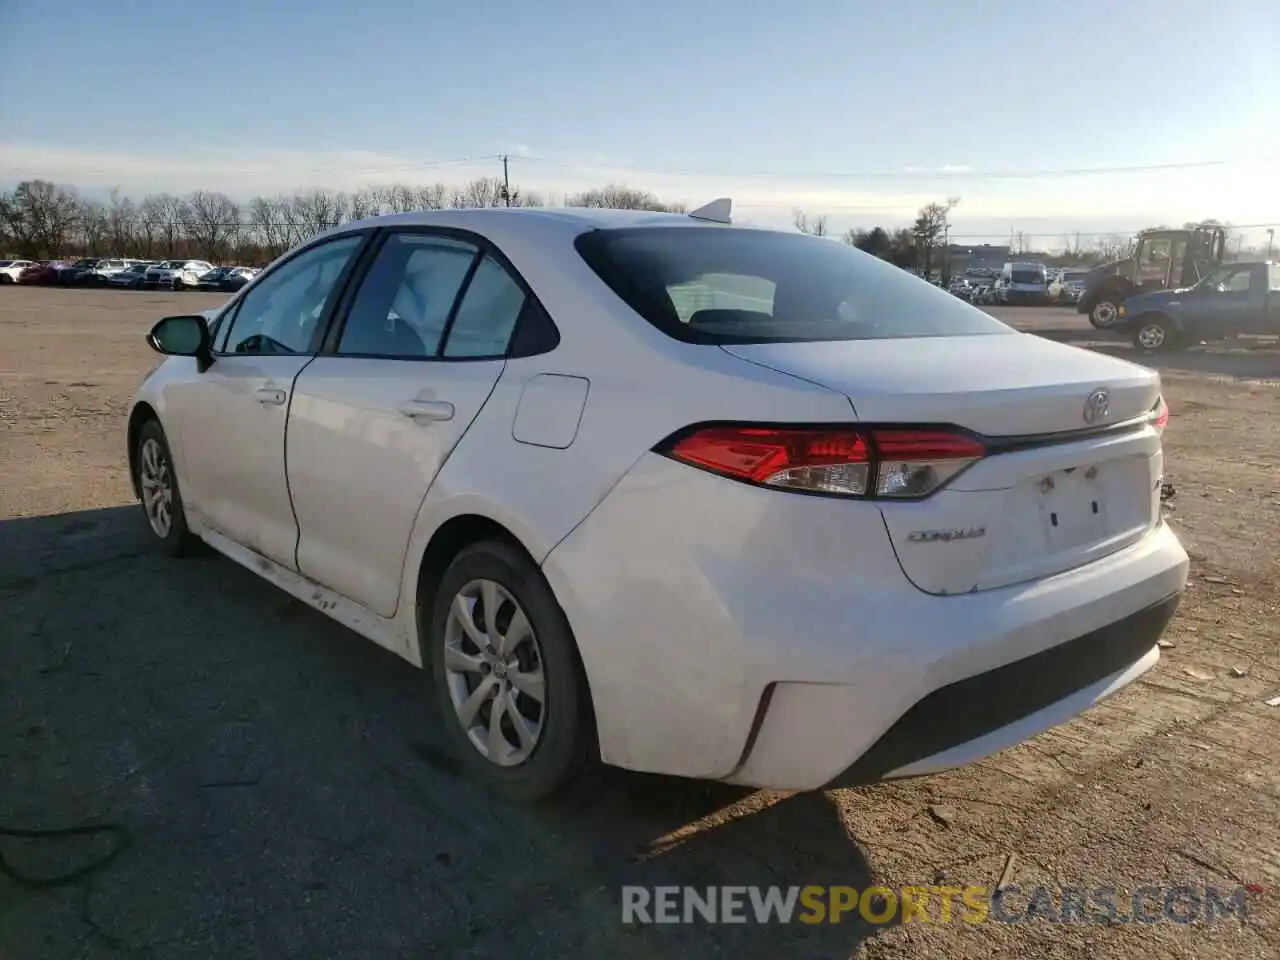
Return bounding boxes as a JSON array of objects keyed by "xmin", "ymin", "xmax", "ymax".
[
  {"xmin": 721, "ymin": 332, "xmax": 1158, "ymax": 436},
  {"xmin": 721, "ymin": 333, "xmax": 1164, "ymax": 594}
]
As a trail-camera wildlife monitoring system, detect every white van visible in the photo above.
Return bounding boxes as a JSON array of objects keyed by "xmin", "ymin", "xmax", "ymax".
[{"xmin": 995, "ymin": 262, "xmax": 1049, "ymax": 304}]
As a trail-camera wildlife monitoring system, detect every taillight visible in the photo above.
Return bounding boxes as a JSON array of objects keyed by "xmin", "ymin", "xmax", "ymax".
[
  {"xmin": 658, "ymin": 425, "xmax": 985, "ymax": 499},
  {"xmin": 1149, "ymin": 396, "xmax": 1168, "ymax": 434}
]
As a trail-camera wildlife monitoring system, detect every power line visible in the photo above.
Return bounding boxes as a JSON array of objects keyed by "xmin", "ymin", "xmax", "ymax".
[
  {"xmin": 515, "ymin": 153, "xmax": 1278, "ymax": 182},
  {"xmin": 18, "ymin": 154, "xmax": 504, "ymax": 182}
]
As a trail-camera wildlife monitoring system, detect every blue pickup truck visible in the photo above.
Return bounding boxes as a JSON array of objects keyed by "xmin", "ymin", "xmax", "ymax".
[{"xmin": 1119, "ymin": 261, "xmax": 1280, "ymax": 353}]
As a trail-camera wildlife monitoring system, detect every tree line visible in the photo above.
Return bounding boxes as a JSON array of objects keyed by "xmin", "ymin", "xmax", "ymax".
[
  {"xmin": 2, "ymin": 175, "xmax": 1245, "ymax": 272},
  {"xmin": 0, "ymin": 179, "xmax": 686, "ymax": 264}
]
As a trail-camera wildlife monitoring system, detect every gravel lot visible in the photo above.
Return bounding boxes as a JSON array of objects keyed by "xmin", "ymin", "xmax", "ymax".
[{"xmin": 2, "ymin": 287, "xmax": 1278, "ymax": 959}]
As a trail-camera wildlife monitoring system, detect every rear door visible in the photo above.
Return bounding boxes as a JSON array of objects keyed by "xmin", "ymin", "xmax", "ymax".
[{"xmin": 286, "ymin": 229, "xmax": 532, "ymax": 617}]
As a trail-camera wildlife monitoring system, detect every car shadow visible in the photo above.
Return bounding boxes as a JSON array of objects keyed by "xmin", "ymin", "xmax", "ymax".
[{"xmin": 1, "ymin": 505, "xmax": 890, "ymax": 959}]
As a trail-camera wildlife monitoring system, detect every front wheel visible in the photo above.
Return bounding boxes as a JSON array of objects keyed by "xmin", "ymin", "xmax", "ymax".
[
  {"xmin": 427, "ymin": 540, "xmax": 593, "ymax": 802},
  {"xmin": 1132, "ymin": 315, "xmax": 1178, "ymax": 354},
  {"xmin": 133, "ymin": 419, "xmax": 197, "ymax": 555},
  {"xmin": 1089, "ymin": 299, "xmax": 1121, "ymax": 328}
]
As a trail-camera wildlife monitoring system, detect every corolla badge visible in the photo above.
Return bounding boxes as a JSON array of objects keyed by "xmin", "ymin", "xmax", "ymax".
[
  {"xmin": 907, "ymin": 527, "xmax": 986, "ymax": 543},
  {"xmin": 1082, "ymin": 388, "xmax": 1110, "ymax": 425}
]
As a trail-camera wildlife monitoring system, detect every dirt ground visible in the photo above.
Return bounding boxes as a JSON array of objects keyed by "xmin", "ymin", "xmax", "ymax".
[{"xmin": 1, "ymin": 286, "xmax": 1277, "ymax": 960}]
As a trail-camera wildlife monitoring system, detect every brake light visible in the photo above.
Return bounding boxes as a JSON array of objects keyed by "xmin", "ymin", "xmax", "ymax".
[
  {"xmin": 1150, "ymin": 396, "xmax": 1169, "ymax": 434},
  {"xmin": 659, "ymin": 425, "xmax": 985, "ymax": 499}
]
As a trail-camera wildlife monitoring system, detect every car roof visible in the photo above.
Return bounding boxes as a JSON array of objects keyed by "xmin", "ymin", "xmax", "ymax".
[{"xmin": 316, "ymin": 206, "xmax": 726, "ymax": 248}]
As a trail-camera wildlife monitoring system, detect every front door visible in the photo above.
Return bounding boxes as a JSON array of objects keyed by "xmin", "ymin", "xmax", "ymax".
[
  {"xmin": 287, "ymin": 231, "xmax": 531, "ymax": 617},
  {"xmin": 1178, "ymin": 264, "xmax": 1258, "ymax": 339},
  {"xmin": 175, "ymin": 233, "xmax": 367, "ymax": 567}
]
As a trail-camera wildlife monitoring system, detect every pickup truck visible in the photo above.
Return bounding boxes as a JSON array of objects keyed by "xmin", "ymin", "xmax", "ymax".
[{"xmin": 1119, "ymin": 260, "xmax": 1279, "ymax": 353}]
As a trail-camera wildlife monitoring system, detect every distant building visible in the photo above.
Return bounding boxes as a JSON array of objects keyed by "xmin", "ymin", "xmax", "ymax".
[{"xmin": 938, "ymin": 243, "xmax": 1011, "ymax": 278}]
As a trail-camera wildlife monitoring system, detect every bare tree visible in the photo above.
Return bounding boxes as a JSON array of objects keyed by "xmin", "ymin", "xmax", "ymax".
[
  {"xmin": 0, "ymin": 180, "xmax": 83, "ymax": 257},
  {"xmin": 248, "ymin": 195, "xmax": 292, "ymax": 259},
  {"xmin": 912, "ymin": 196, "xmax": 960, "ymax": 277},
  {"xmin": 147, "ymin": 194, "xmax": 189, "ymax": 257},
  {"xmin": 450, "ymin": 177, "xmax": 507, "ymax": 209},
  {"xmin": 287, "ymin": 189, "xmax": 351, "ymax": 243},
  {"xmin": 349, "ymin": 188, "xmax": 386, "ymax": 221},
  {"xmin": 183, "ymin": 191, "xmax": 241, "ymax": 260},
  {"xmin": 567, "ymin": 184, "xmax": 679, "ymax": 212},
  {"xmin": 105, "ymin": 189, "xmax": 138, "ymax": 254},
  {"xmin": 793, "ymin": 210, "xmax": 830, "ymax": 236}
]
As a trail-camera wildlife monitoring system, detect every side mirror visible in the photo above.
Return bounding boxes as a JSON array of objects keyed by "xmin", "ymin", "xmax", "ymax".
[{"xmin": 147, "ymin": 315, "xmax": 213, "ymax": 372}]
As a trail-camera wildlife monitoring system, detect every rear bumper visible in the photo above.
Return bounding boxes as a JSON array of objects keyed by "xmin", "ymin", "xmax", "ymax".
[
  {"xmin": 543, "ymin": 453, "xmax": 1189, "ymax": 789},
  {"xmin": 826, "ymin": 591, "xmax": 1178, "ymax": 786}
]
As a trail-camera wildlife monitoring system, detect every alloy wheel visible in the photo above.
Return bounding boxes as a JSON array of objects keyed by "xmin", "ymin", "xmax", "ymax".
[
  {"xmin": 442, "ymin": 579, "xmax": 546, "ymax": 767},
  {"xmin": 139, "ymin": 437, "xmax": 174, "ymax": 537},
  {"xmin": 1137, "ymin": 323, "xmax": 1166, "ymax": 351}
]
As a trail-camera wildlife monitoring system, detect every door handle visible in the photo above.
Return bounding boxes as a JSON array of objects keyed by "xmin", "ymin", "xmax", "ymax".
[
  {"xmin": 398, "ymin": 399, "xmax": 455, "ymax": 422},
  {"xmin": 254, "ymin": 386, "xmax": 287, "ymax": 405}
]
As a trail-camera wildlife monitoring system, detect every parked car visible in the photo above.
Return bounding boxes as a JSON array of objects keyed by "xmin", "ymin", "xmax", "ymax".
[
  {"xmin": 222, "ymin": 266, "xmax": 258, "ymax": 291},
  {"xmin": 19, "ymin": 260, "xmax": 63, "ymax": 284},
  {"xmin": 127, "ymin": 203, "xmax": 1186, "ymax": 802},
  {"xmin": 194, "ymin": 266, "xmax": 232, "ymax": 291},
  {"xmin": 0, "ymin": 259, "xmax": 35, "ymax": 283},
  {"xmin": 59, "ymin": 257, "xmax": 104, "ymax": 284},
  {"xmin": 1049, "ymin": 268, "xmax": 1090, "ymax": 305},
  {"xmin": 195, "ymin": 266, "xmax": 258, "ymax": 293},
  {"xmin": 1121, "ymin": 260, "xmax": 1279, "ymax": 353},
  {"xmin": 144, "ymin": 260, "xmax": 214, "ymax": 290},
  {"xmin": 968, "ymin": 283, "xmax": 995, "ymax": 305},
  {"xmin": 994, "ymin": 261, "xmax": 1049, "ymax": 305},
  {"xmin": 77, "ymin": 258, "xmax": 135, "ymax": 285},
  {"xmin": 108, "ymin": 262, "xmax": 155, "ymax": 289}
]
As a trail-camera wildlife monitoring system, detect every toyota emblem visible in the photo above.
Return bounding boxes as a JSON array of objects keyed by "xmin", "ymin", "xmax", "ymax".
[{"xmin": 1083, "ymin": 388, "xmax": 1110, "ymax": 425}]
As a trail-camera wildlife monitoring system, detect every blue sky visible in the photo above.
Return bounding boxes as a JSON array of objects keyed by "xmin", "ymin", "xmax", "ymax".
[{"xmin": 2, "ymin": 0, "xmax": 1277, "ymax": 243}]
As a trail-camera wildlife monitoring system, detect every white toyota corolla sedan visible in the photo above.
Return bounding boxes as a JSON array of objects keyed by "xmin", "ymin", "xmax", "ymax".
[{"xmin": 126, "ymin": 201, "xmax": 1187, "ymax": 801}]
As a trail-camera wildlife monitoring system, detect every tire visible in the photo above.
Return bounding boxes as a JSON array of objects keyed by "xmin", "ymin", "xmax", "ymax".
[
  {"xmin": 426, "ymin": 540, "xmax": 592, "ymax": 802},
  {"xmin": 133, "ymin": 419, "xmax": 198, "ymax": 556},
  {"xmin": 1131, "ymin": 314, "xmax": 1178, "ymax": 354},
  {"xmin": 0, "ymin": 275, "xmax": 12, "ymax": 285},
  {"xmin": 1089, "ymin": 298, "xmax": 1121, "ymax": 329}
]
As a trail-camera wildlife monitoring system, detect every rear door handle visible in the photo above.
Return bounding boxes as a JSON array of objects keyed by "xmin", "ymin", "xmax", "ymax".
[
  {"xmin": 398, "ymin": 399, "xmax": 455, "ymax": 422},
  {"xmin": 253, "ymin": 386, "xmax": 287, "ymax": 405}
]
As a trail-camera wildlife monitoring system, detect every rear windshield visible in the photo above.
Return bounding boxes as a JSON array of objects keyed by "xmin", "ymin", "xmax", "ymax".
[
  {"xmin": 1011, "ymin": 269, "xmax": 1044, "ymax": 285},
  {"xmin": 574, "ymin": 227, "xmax": 1011, "ymax": 343}
]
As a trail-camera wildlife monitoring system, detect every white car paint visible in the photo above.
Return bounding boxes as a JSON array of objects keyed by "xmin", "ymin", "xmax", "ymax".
[
  {"xmin": 145, "ymin": 259, "xmax": 214, "ymax": 288},
  {"xmin": 0, "ymin": 259, "xmax": 33, "ymax": 282},
  {"xmin": 128, "ymin": 206, "xmax": 1187, "ymax": 793}
]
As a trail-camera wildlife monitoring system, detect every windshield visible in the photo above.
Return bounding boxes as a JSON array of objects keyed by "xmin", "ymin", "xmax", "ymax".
[
  {"xmin": 73, "ymin": 258, "xmax": 97, "ymax": 267},
  {"xmin": 575, "ymin": 226, "xmax": 1011, "ymax": 343},
  {"xmin": 1010, "ymin": 269, "xmax": 1045, "ymax": 285}
]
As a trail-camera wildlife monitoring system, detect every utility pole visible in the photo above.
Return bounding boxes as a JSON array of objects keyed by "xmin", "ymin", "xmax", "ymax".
[
  {"xmin": 1267, "ymin": 228, "xmax": 1275, "ymax": 259},
  {"xmin": 501, "ymin": 155, "xmax": 511, "ymax": 207}
]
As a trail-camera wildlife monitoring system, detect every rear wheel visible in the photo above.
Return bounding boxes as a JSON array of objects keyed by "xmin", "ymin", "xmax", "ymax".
[
  {"xmin": 426, "ymin": 540, "xmax": 592, "ymax": 802},
  {"xmin": 1132, "ymin": 314, "xmax": 1178, "ymax": 354}
]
